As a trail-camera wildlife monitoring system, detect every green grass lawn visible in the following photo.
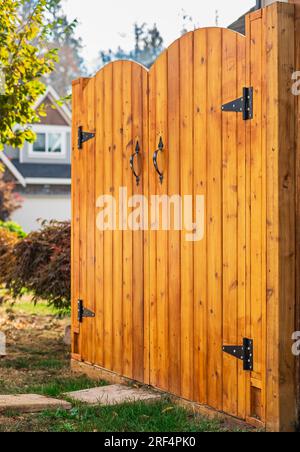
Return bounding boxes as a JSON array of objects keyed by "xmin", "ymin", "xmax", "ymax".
[
  {"xmin": 0, "ymin": 297, "xmax": 253, "ymax": 432},
  {"xmin": 2, "ymin": 297, "xmax": 63, "ymax": 316},
  {"xmin": 10, "ymin": 300, "xmax": 59, "ymax": 316},
  {"xmin": 2, "ymin": 401, "xmax": 236, "ymax": 433}
]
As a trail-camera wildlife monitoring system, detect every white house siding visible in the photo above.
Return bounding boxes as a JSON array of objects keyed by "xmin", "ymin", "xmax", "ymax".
[{"xmin": 11, "ymin": 194, "xmax": 71, "ymax": 232}]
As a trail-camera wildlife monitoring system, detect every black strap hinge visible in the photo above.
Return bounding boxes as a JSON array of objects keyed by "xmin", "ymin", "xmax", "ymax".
[
  {"xmin": 78, "ymin": 126, "xmax": 95, "ymax": 149},
  {"xmin": 78, "ymin": 299, "xmax": 95, "ymax": 323},
  {"xmin": 223, "ymin": 338, "xmax": 253, "ymax": 371},
  {"xmin": 222, "ymin": 87, "xmax": 253, "ymax": 120}
]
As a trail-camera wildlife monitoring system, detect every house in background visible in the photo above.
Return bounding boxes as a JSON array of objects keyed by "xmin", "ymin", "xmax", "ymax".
[{"xmin": 0, "ymin": 86, "xmax": 71, "ymax": 232}]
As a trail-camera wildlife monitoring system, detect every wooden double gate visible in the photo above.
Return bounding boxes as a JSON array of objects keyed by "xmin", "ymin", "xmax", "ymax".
[{"xmin": 72, "ymin": 3, "xmax": 299, "ymax": 431}]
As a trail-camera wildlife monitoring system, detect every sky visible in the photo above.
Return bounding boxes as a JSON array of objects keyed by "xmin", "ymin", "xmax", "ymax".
[{"xmin": 63, "ymin": 0, "xmax": 256, "ymax": 71}]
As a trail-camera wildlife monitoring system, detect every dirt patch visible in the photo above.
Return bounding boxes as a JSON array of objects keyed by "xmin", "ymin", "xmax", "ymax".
[
  {"xmin": 0, "ymin": 415, "xmax": 16, "ymax": 427},
  {"xmin": 0, "ymin": 301, "xmax": 70, "ymax": 394},
  {"xmin": 0, "ymin": 300, "xmax": 109, "ymax": 431}
]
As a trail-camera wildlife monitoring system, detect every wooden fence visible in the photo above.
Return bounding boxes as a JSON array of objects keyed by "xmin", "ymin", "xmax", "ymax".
[{"xmin": 71, "ymin": 2, "xmax": 300, "ymax": 431}]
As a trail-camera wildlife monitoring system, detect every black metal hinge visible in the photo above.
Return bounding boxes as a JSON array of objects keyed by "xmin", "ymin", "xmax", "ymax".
[
  {"xmin": 78, "ymin": 126, "xmax": 95, "ymax": 150},
  {"xmin": 222, "ymin": 87, "xmax": 253, "ymax": 120},
  {"xmin": 77, "ymin": 299, "xmax": 95, "ymax": 323},
  {"xmin": 223, "ymin": 338, "xmax": 254, "ymax": 371}
]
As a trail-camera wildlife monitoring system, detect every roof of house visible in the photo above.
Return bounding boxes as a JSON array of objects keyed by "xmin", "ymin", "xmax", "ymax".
[
  {"xmin": 34, "ymin": 86, "xmax": 72, "ymax": 126},
  {"xmin": 228, "ymin": 7, "xmax": 256, "ymax": 35},
  {"xmin": 0, "ymin": 152, "xmax": 71, "ymax": 187},
  {"xmin": 11, "ymin": 160, "xmax": 71, "ymax": 180}
]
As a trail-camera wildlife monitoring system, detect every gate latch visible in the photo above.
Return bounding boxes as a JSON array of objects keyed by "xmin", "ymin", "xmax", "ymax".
[
  {"xmin": 223, "ymin": 338, "xmax": 253, "ymax": 371},
  {"xmin": 78, "ymin": 126, "xmax": 95, "ymax": 149},
  {"xmin": 78, "ymin": 299, "xmax": 95, "ymax": 323},
  {"xmin": 222, "ymin": 87, "xmax": 253, "ymax": 120}
]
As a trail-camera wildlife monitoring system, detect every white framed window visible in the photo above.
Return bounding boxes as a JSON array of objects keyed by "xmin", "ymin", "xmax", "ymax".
[{"xmin": 28, "ymin": 125, "xmax": 69, "ymax": 159}]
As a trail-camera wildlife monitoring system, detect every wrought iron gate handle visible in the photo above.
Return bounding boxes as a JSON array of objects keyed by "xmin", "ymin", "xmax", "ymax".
[
  {"xmin": 130, "ymin": 141, "xmax": 141, "ymax": 186},
  {"xmin": 153, "ymin": 137, "xmax": 164, "ymax": 184}
]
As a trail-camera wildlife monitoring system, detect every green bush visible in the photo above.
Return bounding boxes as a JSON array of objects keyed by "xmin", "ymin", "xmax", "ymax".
[{"xmin": 0, "ymin": 221, "xmax": 26, "ymax": 239}]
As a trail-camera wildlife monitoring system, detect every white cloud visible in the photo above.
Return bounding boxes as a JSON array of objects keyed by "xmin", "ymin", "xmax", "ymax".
[{"xmin": 62, "ymin": 0, "xmax": 255, "ymax": 70}]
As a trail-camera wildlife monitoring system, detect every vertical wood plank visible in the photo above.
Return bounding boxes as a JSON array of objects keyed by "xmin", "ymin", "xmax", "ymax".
[
  {"xmin": 260, "ymin": 8, "xmax": 267, "ymax": 424},
  {"xmin": 265, "ymin": 2, "xmax": 296, "ymax": 432},
  {"xmin": 168, "ymin": 40, "xmax": 181, "ymax": 397},
  {"xmin": 79, "ymin": 79, "xmax": 89, "ymax": 363},
  {"xmin": 132, "ymin": 65, "xmax": 144, "ymax": 382},
  {"xmin": 250, "ymin": 16, "xmax": 263, "ymax": 381},
  {"xmin": 112, "ymin": 62, "xmax": 123, "ymax": 375},
  {"xmin": 95, "ymin": 71, "xmax": 105, "ymax": 367},
  {"xmin": 86, "ymin": 77, "xmax": 96, "ymax": 364},
  {"xmin": 206, "ymin": 28, "xmax": 223, "ymax": 410},
  {"xmin": 142, "ymin": 69, "xmax": 150, "ymax": 385},
  {"xmin": 103, "ymin": 64, "xmax": 113, "ymax": 371},
  {"xmin": 294, "ymin": 2, "xmax": 300, "ymax": 424},
  {"xmin": 245, "ymin": 12, "xmax": 252, "ymax": 422},
  {"xmin": 193, "ymin": 29, "xmax": 207, "ymax": 404},
  {"xmin": 180, "ymin": 32, "xmax": 194, "ymax": 400},
  {"xmin": 155, "ymin": 51, "xmax": 169, "ymax": 391},
  {"xmin": 236, "ymin": 33, "xmax": 247, "ymax": 420},
  {"xmin": 276, "ymin": 3, "xmax": 296, "ymax": 431},
  {"xmin": 222, "ymin": 29, "xmax": 238, "ymax": 416},
  {"xmin": 71, "ymin": 80, "xmax": 82, "ymax": 354},
  {"xmin": 122, "ymin": 62, "xmax": 133, "ymax": 379},
  {"xmin": 149, "ymin": 63, "xmax": 158, "ymax": 387},
  {"xmin": 264, "ymin": 5, "xmax": 280, "ymax": 430}
]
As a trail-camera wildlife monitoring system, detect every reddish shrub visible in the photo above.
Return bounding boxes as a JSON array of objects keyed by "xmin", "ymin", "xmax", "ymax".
[
  {"xmin": 2, "ymin": 220, "xmax": 71, "ymax": 312},
  {"xmin": 0, "ymin": 228, "xmax": 18, "ymax": 289},
  {"xmin": 0, "ymin": 174, "xmax": 22, "ymax": 222}
]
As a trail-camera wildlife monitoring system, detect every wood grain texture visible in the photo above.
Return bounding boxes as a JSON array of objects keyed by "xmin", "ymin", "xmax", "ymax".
[
  {"xmin": 95, "ymin": 70, "xmax": 105, "ymax": 368},
  {"xmin": 86, "ymin": 77, "xmax": 96, "ymax": 365},
  {"xmin": 263, "ymin": 2, "xmax": 296, "ymax": 432},
  {"xmin": 179, "ymin": 32, "xmax": 194, "ymax": 401},
  {"xmin": 72, "ymin": 6, "xmax": 299, "ymax": 430},
  {"xmin": 237, "ymin": 32, "xmax": 247, "ymax": 421},
  {"xmin": 193, "ymin": 29, "xmax": 207, "ymax": 405},
  {"xmin": 71, "ymin": 79, "xmax": 83, "ymax": 354},
  {"xmin": 222, "ymin": 29, "xmax": 239, "ymax": 417},
  {"xmin": 294, "ymin": 2, "xmax": 300, "ymax": 427},
  {"xmin": 167, "ymin": 39, "xmax": 181, "ymax": 397},
  {"xmin": 206, "ymin": 28, "xmax": 223, "ymax": 411},
  {"xmin": 132, "ymin": 64, "xmax": 145, "ymax": 382},
  {"xmin": 103, "ymin": 64, "xmax": 113, "ymax": 371},
  {"xmin": 112, "ymin": 62, "xmax": 123, "ymax": 376},
  {"xmin": 154, "ymin": 51, "xmax": 169, "ymax": 392},
  {"xmin": 78, "ymin": 78, "xmax": 91, "ymax": 364}
]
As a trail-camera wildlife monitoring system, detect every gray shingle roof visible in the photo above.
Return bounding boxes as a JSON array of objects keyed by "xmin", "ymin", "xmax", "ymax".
[
  {"xmin": 228, "ymin": 7, "xmax": 256, "ymax": 35},
  {"xmin": 11, "ymin": 159, "xmax": 71, "ymax": 180}
]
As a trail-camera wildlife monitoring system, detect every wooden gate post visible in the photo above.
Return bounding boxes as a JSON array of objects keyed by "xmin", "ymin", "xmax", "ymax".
[
  {"xmin": 294, "ymin": 0, "xmax": 300, "ymax": 431},
  {"xmin": 247, "ymin": 2, "xmax": 297, "ymax": 432}
]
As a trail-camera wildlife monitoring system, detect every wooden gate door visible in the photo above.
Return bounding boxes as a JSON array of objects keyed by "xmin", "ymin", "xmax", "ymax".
[
  {"xmin": 148, "ymin": 28, "xmax": 251, "ymax": 419},
  {"xmin": 72, "ymin": 62, "xmax": 149, "ymax": 380},
  {"xmin": 72, "ymin": 76, "xmax": 96, "ymax": 366},
  {"xmin": 72, "ymin": 4, "xmax": 300, "ymax": 430}
]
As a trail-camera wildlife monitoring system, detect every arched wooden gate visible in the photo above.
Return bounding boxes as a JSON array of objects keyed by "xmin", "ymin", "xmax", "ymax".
[{"xmin": 72, "ymin": 3, "xmax": 299, "ymax": 432}]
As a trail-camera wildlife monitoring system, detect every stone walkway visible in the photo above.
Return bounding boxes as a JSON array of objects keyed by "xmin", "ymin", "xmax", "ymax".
[
  {"xmin": 0, "ymin": 394, "xmax": 71, "ymax": 414},
  {"xmin": 0, "ymin": 385, "xmax": 161, "ymax": 413},
  {"xmin": 64, "ymin": 385, "xmax": 161, "ymax": 406}
]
